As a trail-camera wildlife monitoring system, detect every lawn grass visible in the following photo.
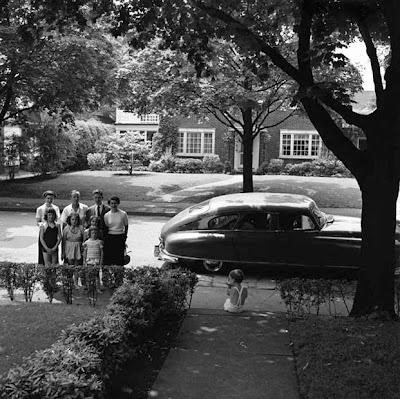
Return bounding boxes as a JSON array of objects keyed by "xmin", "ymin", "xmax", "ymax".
[
  {"xmin": 290, "ymin": 317, "xmax": 400, "ymax": 399},
  {"xmin": 0, "ymin": 170, "xmax": 228, "ymax": 202},
  {"xmin": 0, "ymin": 302, "xmax": 105, "ymax": 375}
]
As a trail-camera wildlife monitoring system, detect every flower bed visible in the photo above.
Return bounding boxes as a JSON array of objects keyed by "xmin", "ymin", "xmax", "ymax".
[{"xmin": 0, "ymin": 265, "xmax": 198, "ymax": 399}]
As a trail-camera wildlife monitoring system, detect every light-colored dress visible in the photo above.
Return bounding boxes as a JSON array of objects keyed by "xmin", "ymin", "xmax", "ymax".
[
  {"xmin": 63, "ymin": 225, "xmax": 84, "ymax": 261},
  {"xmin": 224, "ymin": 286, "xmax": 246, "ymax": 313},
  {"xmin": 83, "ymin": 239, "xmax": 103, "ymax": 265}
]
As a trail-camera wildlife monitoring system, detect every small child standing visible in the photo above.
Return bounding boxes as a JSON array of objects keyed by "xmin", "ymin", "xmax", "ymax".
[
  {"xmin": 82, "ymin": 227, "xmax": 103, "ymax": 292},
  {"xmin": 224, "ymin": 269, "xmax": 248, "ymax": 313}
]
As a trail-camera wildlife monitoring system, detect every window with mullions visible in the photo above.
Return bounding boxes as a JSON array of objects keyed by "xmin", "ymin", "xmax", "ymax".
[
  {"xmin": 187, "ymin": 132, "xmax": 202, "ymax": 153},
  {"xmin": 280, "ymin": 130, "xmax": 321, "ymax": 159},
  {"xmin": 177, "ymin": 129, "xmax": 215, "ymax": 155}
]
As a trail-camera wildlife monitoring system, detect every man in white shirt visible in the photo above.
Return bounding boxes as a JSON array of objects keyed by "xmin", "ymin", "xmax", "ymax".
[{"xmin": 60, "ymin": 190, "xmax": 89, "ymax": 226}]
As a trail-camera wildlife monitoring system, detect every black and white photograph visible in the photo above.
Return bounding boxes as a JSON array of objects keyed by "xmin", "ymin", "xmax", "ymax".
[{"xmin": 0, "ymin": 1, "xmax": 399, "ymax": 398}]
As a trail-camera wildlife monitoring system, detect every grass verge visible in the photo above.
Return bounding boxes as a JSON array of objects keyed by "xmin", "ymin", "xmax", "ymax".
[
  {"xmin": 290, "ymin": 317, "xmax": 400, "ymax": 399},
  {"xmin": 0, "ymin": 302, "xmax": 105, "ymax": 375}
]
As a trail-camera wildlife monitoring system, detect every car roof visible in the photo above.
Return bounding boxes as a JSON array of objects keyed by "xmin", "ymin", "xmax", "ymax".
[{"xmin": 208, "ymin": 192, "xmax": 315, "ymax": 213}]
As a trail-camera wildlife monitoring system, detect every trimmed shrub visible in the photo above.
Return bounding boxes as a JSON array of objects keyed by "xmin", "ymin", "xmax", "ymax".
[
  {"xmin": 223, "ymin": 160, "xmax": 233, "ymax": 174},
  {"xmin": 87, "ymin": 152, "xmax": 106, "ymax": 170},
  {"xmin": 149, "ymin": 154, "xmax": 177, "ymax": 172},
  {"xmin": 257, "ymin": 159, "xmax": 285, "ymax": 175},
  {"xmin": 0, "ymin": 265, "xmax": 198, "ymax": 398},
  {"xmin": 175, "ymin": 158, "xmax": 203, "ymax": 173},
  {"xmin": 277, "ymin": 278, "xmax": 355, "ymax": 318},
  {"xmin": 202, "ymin": 154, "xmax": 224, "ymax": 173},
  {"xmin": 284, "ymin": 161, "xmax": 314, "ymax": 176}
]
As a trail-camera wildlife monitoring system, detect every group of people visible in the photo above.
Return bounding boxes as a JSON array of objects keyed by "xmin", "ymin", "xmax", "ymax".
[{"xmin": 35, "ymin": 189, "xmax": 129, "ymax": 288}]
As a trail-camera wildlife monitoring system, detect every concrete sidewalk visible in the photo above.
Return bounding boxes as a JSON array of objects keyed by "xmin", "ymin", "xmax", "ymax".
[{"xmin": 149, "ymin": 306, "xmax": 299, "ymax": 399}]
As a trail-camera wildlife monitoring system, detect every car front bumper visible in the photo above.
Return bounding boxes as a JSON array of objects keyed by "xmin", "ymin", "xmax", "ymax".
[{"xmin": 154, "ymin": 245, "xmax": 179, "ymax": 263}]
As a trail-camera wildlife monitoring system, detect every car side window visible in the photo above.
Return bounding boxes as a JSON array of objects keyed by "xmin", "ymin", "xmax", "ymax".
[
  {"xmin": 237, "ymin": 212, "xmax": 278, "ymax": 230},
  {"xmin": 208, "ymin": 214, "xmax": 239, "ymax": 230},
  {"xmin": 279, "ymin": 213, "xmax": 316, "ymax": 231}
]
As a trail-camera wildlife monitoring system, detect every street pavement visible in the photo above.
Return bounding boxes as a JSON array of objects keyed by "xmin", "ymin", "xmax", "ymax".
[{"xmin": 0, "ymin": 211, "xmax": 167, "ymax": 267}]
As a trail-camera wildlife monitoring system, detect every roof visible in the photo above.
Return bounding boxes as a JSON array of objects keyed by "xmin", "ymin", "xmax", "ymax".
[{"xmin": 209, "ymin": 192, "xmax": 315, "ymax": 212}]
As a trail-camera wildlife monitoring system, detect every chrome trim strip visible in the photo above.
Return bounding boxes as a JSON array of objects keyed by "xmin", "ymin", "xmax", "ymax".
[{"xmin": 166, "ymin": 253, "xmax": 359, "ymax": 270}]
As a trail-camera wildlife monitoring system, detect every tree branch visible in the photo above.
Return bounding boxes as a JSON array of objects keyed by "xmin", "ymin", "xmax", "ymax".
[
  {"xmin": 301, "ymin": 97, "xmax": 364, "ymax": 180},
  {"xmin": 356, "ymin": 16, "xmax": 384, "ymax": 108},
  {"xmin": 205, "ymin": 104, "xmax": 243, "ymax": 137},
  {"xmin": 192, "ymin": 0, "xmax": 369, "ymax": 128},
  {"xmin": 264, "ymin": 109, "xmax": 297, "ymax": 129},
  {"xmin": 297, "ymin": 0, "xmax": 314, "ymax": 85},
  {"xmin": 2, "ymin": 105, "xmax": 35, "ymax": 122}
]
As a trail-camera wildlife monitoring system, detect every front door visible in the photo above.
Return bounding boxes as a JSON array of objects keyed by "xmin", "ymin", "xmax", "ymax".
[{"xmin": 233, "ymin": 134, "xmax": 260, "ymax": 170}]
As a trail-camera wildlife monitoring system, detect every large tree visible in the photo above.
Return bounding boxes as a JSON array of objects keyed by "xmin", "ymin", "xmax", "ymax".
[
  {"xmin": 0, "ymin": 2, "xmax": 119, "ymax": 124},
  {"xmin": 109, "ymin": 0, "xmax": 400, "ymax": 318}
]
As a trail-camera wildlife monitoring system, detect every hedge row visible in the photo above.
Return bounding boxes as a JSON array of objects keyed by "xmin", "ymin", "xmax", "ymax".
[
  {"xmin": 277, "ymin": 277, "xmax": 400, "ymax": 318},
  {"xmin": 149, "ymin": 154, "xmax": 230, "ymax": 174},
  {"xmin": 0, "ymin": 262, "xmax": 125, "ymax": 306},
  {"xmin": 0, "ymin": 265, "xmax": 198, "ymax": 399},
  {"xmin": 257, "ymin": 158, "xmax": 353, "ymax": 177}
]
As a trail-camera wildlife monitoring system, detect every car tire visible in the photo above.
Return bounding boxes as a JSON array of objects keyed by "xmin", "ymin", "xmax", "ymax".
[{"xmin": 202, "ymin": 259, "xmax": 224, "ymax": 273}]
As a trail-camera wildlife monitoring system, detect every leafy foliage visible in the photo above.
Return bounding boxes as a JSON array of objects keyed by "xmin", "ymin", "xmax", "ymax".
[
  {"xmin": 152, "ymin": 116, "xmax": 179, "ymax": 159},
  {"xmin": 95, "ymin": 131, "xmax": 152, "ymax": 173},
  {"xmin": 277, "ymin": 278, "xmax": 355, "ymax": 318},
  {"xmin": 0, "ymin": 12, "xmax": 121, "ymax": 123},
  {"xmin": 0, "ymin": 264, "xmax": 198, "ymax": 398}
]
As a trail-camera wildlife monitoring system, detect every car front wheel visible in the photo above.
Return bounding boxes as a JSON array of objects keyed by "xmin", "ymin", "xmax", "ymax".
[{"xmin": 202, "ymin": 259, "xmax": 224, "ymax": 272}]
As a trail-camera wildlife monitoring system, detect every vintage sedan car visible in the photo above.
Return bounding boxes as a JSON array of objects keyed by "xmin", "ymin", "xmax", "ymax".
[{"xmin": 154, "ymin": 192, "xmax": 398, "ymax": 275}]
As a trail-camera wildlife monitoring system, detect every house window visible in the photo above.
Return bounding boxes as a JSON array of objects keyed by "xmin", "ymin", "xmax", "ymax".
[
  {"xmin": 177, "ymin": 129, "xmax": 215, "ymax": 156},
  {"xmin": 280, "ymin": 130, "xmax": 321, "ymax": 159}
]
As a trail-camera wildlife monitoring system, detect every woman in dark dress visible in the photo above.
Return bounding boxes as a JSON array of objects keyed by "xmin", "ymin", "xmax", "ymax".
[{"xmin": 36, "ymin": 190, "xmax": 60, "ymax": 264}]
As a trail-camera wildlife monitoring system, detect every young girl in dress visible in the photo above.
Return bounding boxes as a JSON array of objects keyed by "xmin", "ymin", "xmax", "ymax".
[
  {"xmin": 224, "ymin": 269, "xmax": 248, "ymax": 313},
  {"xmin": 62, "ymin": 213, "xmax": 84, "ymax": 287},
  {"xmin": 83, "ymin": 227, "xmax": 104, "ymax": 292},
  {"xmin": 39, "ymin": 208, "xmax": 62, "ymax": 266}
]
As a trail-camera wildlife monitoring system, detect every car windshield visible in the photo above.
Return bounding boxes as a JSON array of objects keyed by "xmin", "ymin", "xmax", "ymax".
[{"xmin": 311, "ymin": 204, "xmax": 326, "ymax": 229}]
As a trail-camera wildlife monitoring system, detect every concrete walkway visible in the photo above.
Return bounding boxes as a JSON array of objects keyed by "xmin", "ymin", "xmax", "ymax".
[{"xmin": 149, "ymin": 286, "xmax": 300, "ymax": 399}]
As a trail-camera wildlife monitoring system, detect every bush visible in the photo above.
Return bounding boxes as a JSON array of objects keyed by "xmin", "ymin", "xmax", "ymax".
[
  {"xmin": 202, "ymin": 154, "xmax": 224, "ymax": 173},
  {"xmin": 257, "ymin": 159, "xmax": 285, "ymax": 175},
  {"xmin": 149, "ymin": 154, "xmax": 177, "ymax": 172},
  {"xmin": 175, "ymin": 158, "xmax": 204, "ymax": 173},
  {"xmin": 87, "ymin": 152, "xmax": 106, "ymax": 170},
  {"xmin": 0, "ymin": 265, "xmax": 198, "ymax": 398},
  {"xmin": 257, "ymin": 158, "xmax": 352, "ymax": 177},
  {"xmin": 284, "ymin": 161, "xmax": 314, "ymax": 176},
  {"xmin": 277, "ymin": 278, "xmax": 355, "ymax": 318},
  {"xmin": 223, "ymin": 160, "xmax": 233, "ymax": 174}
]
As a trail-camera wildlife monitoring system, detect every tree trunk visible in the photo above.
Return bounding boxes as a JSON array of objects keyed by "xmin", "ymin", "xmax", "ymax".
[
  {"xmin": 350, "ymin": 155, "xmax": 400, "ymax": 318},
  {"xmin": 242, "ymin": 108, "xmax": 254, "ymax": 193}
]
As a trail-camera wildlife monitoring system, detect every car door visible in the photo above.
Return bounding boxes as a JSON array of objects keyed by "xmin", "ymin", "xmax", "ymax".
[
  {"xmin": 172, "ymin": 212, "xmax": 240, "ymax": 262},
  {"xmin": 283, "ymin": 213, "xmax": 361, "ymax": 269},
  {"xmin": 233, "ymin": 211, "xmax": 287, "ymax": 265},
  {"xmin": 279, "ymin": 212, "xmax": 324, "ymax": 267}
]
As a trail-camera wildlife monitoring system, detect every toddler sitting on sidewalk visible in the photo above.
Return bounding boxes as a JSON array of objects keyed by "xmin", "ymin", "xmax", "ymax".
[{"xmin": 224, "ymin": 269, "xmax": 248, "ymax": 313}]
